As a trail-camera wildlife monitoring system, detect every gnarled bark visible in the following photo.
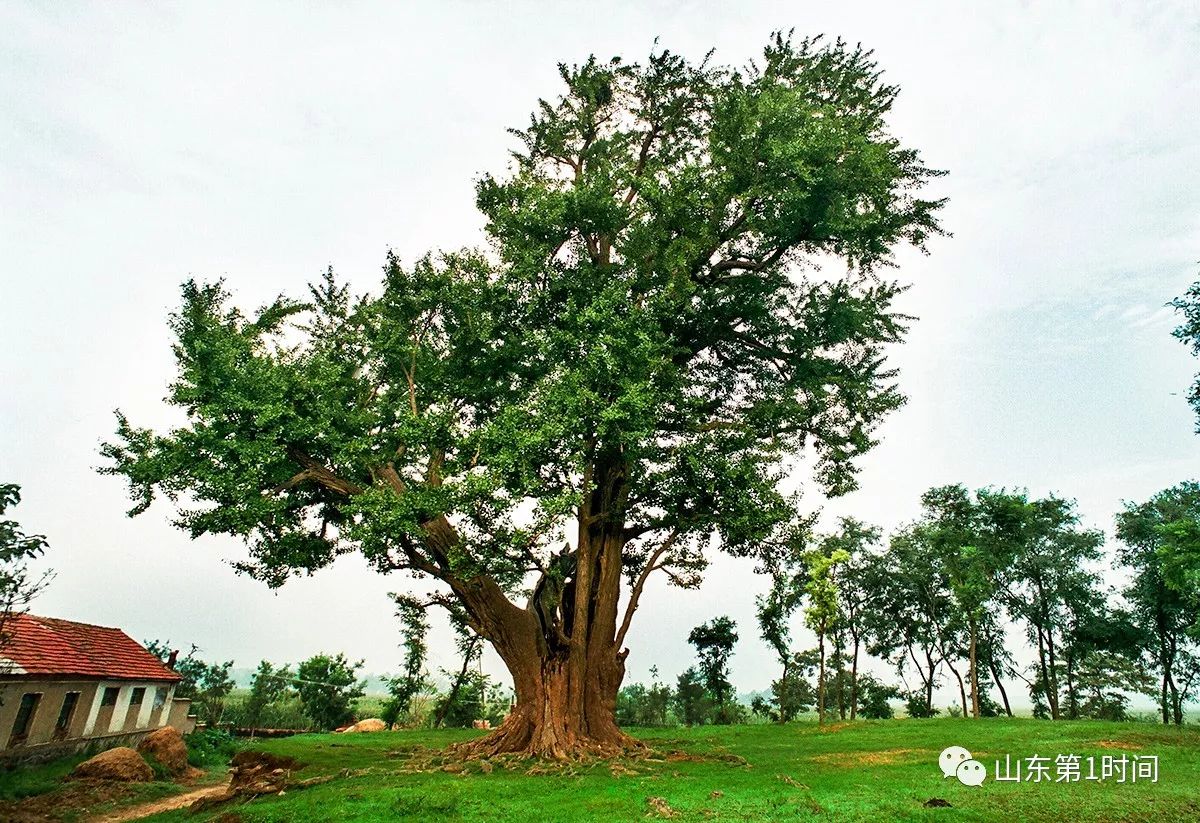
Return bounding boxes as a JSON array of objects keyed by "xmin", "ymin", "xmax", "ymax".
[
  {"xmin": 456, "ymin": 649, "xmax": 638, "ymax": 759},
  {"xmin": 447, "ymin": 457, "xmax": 648, "ymax": 758}
]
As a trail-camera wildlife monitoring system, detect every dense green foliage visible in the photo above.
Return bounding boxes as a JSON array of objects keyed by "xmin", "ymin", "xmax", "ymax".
[
  {"xmin": 381, "ymin": 594, "xmax": 431, "ymax": 727},
  {"xmin": 1115, "ymin": 482, "xmax": 1200, "ymax": 724},
  {"xmin": 294, "ymin": 653, "xmax": 367, "ymax": 730},
  {"xmin": 615, "ymin": 666, "xmax": 673, "ymax": 727},
  {"xmin": 673, "ymin": 667, "xmax": 711, "ymax": 726},
  {"xmin": 145, "ymin": 640, "xmax": 236, "ymax": 724},
  {"xmin": 0, "ymin": 484, "xmax": 51, "ymax": 644},
  {"xmin": 244, "ymin": 661, "xmax": 296, "ymax": 729},
  {"xmin": 183, "ymin": 728, "xmax": 240, "ymax": 768},
  {"xmin": 687, "ymin": 616, "xmax": 739, "ymax": 722}
]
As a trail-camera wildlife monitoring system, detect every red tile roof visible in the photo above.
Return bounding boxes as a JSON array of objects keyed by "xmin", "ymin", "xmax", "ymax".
[{"xmin": 0, "ymin": 613, "xmax": 181, "ymax": 682}]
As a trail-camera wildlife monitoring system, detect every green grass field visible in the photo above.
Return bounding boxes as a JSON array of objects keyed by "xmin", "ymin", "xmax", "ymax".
[
  {"xmin": 4, "ymin": 718, "xmax": 1198, "ymax": 822},
  {"xmin": 133, "ymin": 718, "xmax": 1200, "ymax": 822}
]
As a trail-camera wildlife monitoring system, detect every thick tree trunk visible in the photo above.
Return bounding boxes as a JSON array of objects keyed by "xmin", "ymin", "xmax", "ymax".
[
  {"xmin": 448, "ymin": 456, "xmax": 644, "ymax": 759},
  {"xmin": 459, "ymin": 651, "xmax": 634, "ymax": 758},
  {"xmin": 1168, "ymin": 673, "xmax": 1182, "ymax": 726}
]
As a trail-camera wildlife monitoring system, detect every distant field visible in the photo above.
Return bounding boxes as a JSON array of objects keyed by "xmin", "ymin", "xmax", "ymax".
[{"xmin": 120, "ymin": 718, "xmax": 1199, "ymax": 822}]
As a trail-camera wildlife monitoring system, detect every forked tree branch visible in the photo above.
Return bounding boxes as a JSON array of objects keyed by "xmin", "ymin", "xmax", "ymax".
[{"xmin": 615, "ymin": 528, "xmax": 680, "ymax": 649}]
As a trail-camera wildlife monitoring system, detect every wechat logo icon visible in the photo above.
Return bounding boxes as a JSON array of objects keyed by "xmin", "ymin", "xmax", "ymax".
[{"xmin": 940, "ymin": 746, "xmax": 986, "ymax": 786}]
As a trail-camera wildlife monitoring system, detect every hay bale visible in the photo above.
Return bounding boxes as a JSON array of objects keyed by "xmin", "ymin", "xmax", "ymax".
[
  {"xmin": 137, "ymin": 726, "xmax": 190, "ymax": 775},
  {"xmin": 341, "ymin": 718, "xmax": 387, "ymax": 733},
  {"xmin": 69, "ymin": 747, "xmax": 153, "ymax": 782}
]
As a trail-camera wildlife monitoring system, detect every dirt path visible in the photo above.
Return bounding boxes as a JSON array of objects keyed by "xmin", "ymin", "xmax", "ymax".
[{"xmin": 87, "ymin": 783, "xmax": 229, "ymax": 823}]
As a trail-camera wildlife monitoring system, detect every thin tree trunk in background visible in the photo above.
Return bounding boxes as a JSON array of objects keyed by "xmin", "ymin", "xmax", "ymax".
[
  {"xmin": 1034, "ymin": 624, "xmax": 1053, "ymax": 718},
  {"xmin": 943, "ymin": 656, "xmax": 968, "ymax": 717},
  {"xmin": 1168, "ymin": 673, "xmax": 1182, "ymax": 726},
  {"xmin": 1160, "ymin": 672, "xmax": 1170, "ymax": 725},
  {"xmin": 982, "ymin": 624, "xmax": 1013, "ymax": 716},
  {"xmin": 986, "ymin": 652, "xmax": 1013, "ymax": 717},
  {"xmin": 835, "ymin": 631, "xmax": 846, "ymax": 720},
  {"xmin": 924, "ymin": 649, "xmax": 936, "ymax": 715},
  {"xmin": 968, "ymin": 616, "xmax": 980, "ymax": 719},
  {"xmin": 436, "ymin": 635, "xmax": 481, "ymax": 728},
  {"xmin": 779, "ymin": 655, "xmax": 791, "ymax": 722},
  {"xmin": 817, "ymin": 625, "xmax": 827, "ymax": 726},
  {"xmin": 1064, "ymin": 650, "xmax": 1078, "ymax": 720},
  {"xmin": 849, "ymin": 633, "xmax": 860, "ymax": 721},
  {"xmin": 1033, "ymin": 576, "xmax": 1061, "ymax": 720},
  {"xmin": 1167, "ymin": 634, "xmax": 1183, "ymax": 726}
]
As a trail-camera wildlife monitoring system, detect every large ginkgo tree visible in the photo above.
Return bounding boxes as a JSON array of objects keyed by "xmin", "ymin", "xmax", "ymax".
[{"xmin": 102, "ymin": 33, "xmax": 944, "ymax": 757}]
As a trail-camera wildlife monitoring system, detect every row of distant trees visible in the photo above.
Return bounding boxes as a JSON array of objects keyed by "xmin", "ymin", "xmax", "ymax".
[
  {"xmin": 143, "ymin": 643, "xmax": 369, "ymax": 731},
  {"xmin": 613, "ymin": 480, "xmax": 1200, "ymax": 727},
  {"xmin": 278, "ymin": 474, "xmax": 1200, "ymax": 731},
  {"xmin": 147, "ymin": 637, "xmax": 514, "ymax": 733}
]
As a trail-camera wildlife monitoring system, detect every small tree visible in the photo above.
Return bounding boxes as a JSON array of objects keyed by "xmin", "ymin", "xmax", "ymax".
[
  {"xmin": 1116, "ymin": 483, "xmax": 1200, "ymax": 725},
  {"xmin": 673, "ymin": 667, "xmax": 710, "ymax": 726},
  {"xmin": 145, "ymin": 641, "xmax": 235, "ymax": 725},
  {"xmin": 909, "ymin": 486, "xmax": 1020, "ymax": 719},
  {"xmin": 381, "ymin": 594, "xmax": 431, "ymax": 727},
  {"xmin": 687, "ymin": 616, "xmax": 739, "ymax": 723},
  {"xmin": 643, "ymin": 666, "xmax": 673, "ymax": 727},
  {"xmin": 823, "ymin": 519, "xmax": 882, "ymax": 719},
  {"xmin": 854, "ymin": 674, "xmax": 899, "ymax": 719},
  {"xmin": 616, "ymin": 667, "xmax": 677, "ymax": 727},
  {"xmin": 903, "ymin": 691, "xmax": 939, "ymax": 718},
  {"xmin": 295, "ymin": 653, "xmax": 366, "ymax": 730},
  {"xmin": 755, "ymin": 518, "xmax": 813, "ymax": 722},
  {"xmin": 0, "ymin": 484, "xmax": 52, "ymax": 661},
  {"xmin": 244, "ymin": 661, "xmax": 294, "ymax": 732},
  {"xmin": 432, "ymin": 616, "xmax": 484, "ymax": 728},
  {"xmin": 803, "ymin": 543, "xmax": 848, "ymax": 725},
  {"xmin": 770, "ymin": 650, "xmax": 818, "ymax": 721}
]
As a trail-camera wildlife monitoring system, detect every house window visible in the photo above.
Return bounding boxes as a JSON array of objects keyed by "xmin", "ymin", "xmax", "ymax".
[
  {"xmin": 53, "ymin": 692, "xmax": 80, "ymax": 740},
  {"xmin": 152, "ymin": 687, "xmax": 168, "ymax": 711},
  {"xmin": 129, "ymin": 687, "xmax": 145, "ymax": 707},
  {"xmin": 8, "ymin": 693, "xmax": 41, "ymax": 747},
  {"xmin": 101, "ymin": 687, "xmax": 120, "ymax": 707}
]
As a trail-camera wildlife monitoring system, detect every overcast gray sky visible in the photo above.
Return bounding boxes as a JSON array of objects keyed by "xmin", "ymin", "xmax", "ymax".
[{"xmin": 2, "ymin": 1, "xmax": 1198, "ymax": 702}]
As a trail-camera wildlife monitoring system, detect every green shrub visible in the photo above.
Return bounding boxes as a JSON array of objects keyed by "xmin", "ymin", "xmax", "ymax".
[
  {"xmin": 142, "ymin": 752, "xmax": 174, "ymax": 781},
  {"xmin": 185, "ymin": 728, "xmax": 239, "ymax": 767},
  {"xmin": 223, "ymin": 692, "xmax": 315, "ymax": 730}
]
